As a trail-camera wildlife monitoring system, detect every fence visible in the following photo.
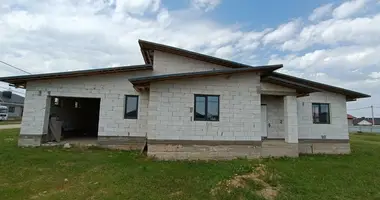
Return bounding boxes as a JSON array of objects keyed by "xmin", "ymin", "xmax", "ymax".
[{"xmin": 349, "ymin": 126, "xmax": 380, "ymax": 133}]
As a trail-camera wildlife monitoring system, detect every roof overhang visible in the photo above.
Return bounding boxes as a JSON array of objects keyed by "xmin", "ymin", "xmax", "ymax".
[
  {"xmin": 129, "ymin": 65, "xmax": 283, "ymax": 91},
  {"xmin": 139, "ymin": 39, "xmax": 259, "ymax": 68},
  {"xmin": 0, "ymin": 64, "xmax": 153, "ymax": 87},
  {"xmin": 261, "ymin": 76, "xmax": 320, "ymax": 95},
  {"xmin": 262, "ymin": 72, "xmax": 370, "ymax": 101}
]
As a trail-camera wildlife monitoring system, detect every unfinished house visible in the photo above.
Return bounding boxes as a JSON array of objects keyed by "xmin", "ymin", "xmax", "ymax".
[{"xmin": 0, "ymin": 40, "xmax": 370, "ymax": 160}]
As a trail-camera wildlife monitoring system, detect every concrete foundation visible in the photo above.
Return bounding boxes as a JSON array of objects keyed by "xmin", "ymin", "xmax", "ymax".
[
  {"xmin": 261, "ymin": 140, "xmax": 299, "ymax": 157},
  {"xmin": 148, "ymin": 143, "xmax": 262, "ymax": 160},
  {"xmin": 147, "ymin": 139, "xmax": 302, "ymax": 160},
  {"xmin": 98, "ymin": 136, "xmax": 146, "ymax": 150},
  {"xmin": 18, "ymin": 135, "xmax": 42, "ymax": 147},
  {"xmin": 18, "ymin": 135, "xmax": 351, "ymax": 158},
  {"xmin": 147, "ymin": 139, "xmax": 350, "ymax": 160},
  {"xmin": 298, "ymin": 139, "xmax": 350, "ymax": 154}
]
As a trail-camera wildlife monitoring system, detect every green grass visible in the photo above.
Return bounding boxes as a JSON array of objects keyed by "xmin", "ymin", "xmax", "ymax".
[{"xmin": 1, "ymin": 129, "xmax": 380, "ymax": 200}]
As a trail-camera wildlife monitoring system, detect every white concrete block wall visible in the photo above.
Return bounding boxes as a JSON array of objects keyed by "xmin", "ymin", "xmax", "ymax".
[
  {"xmin": 20, "ymin": 71, "xmax": 151, "ymax": 138},
  {"xmin": 297, "ymin": 92, "xmax": 348, "ymax": 140},
  {"xmin": 284, "ymin": 95, "xmax": 298, "ymax": 143},
  {"xmin": 261, "ymin": 95, "xmax": 284, "ymax": 138},
  {"xmin": 148, "ymin": 73, "xmax": 262, "ymax": 141},
  {"xmin": 20, "ymin": 89, "xmax": 49, "ymax": 135},
  {"xmin": 152, "ymin": 51, "xmax": 229, "ymax": 75}
]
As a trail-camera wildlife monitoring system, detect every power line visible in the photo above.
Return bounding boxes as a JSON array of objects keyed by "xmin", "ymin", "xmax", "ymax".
[
  {"xmin": 0, "ymin": 85, "xmax": 25, "ymax": 96},
  {"xmin": 0, "ymin": 60, "xmax": 32, "ymax": 75},
  {"xmin": 348, "ymin": 106, "xmax": 371, "ymax": 111}
]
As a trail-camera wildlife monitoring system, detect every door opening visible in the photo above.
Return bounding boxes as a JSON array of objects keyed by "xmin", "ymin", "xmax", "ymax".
[{"xmin": 46, "ymin": 96, "xmax": 101, "ymax": 143}]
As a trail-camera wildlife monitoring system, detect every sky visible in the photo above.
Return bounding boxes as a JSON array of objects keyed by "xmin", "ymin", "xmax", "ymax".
[{"xmin": 1, "ymin": 0, "xmax": 380, "ymax": 117}]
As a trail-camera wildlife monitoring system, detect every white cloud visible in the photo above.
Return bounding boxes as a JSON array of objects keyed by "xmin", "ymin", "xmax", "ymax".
[
  {"xmin": 115, "ymin": 0, "xmax": 161, "ymax": 15},
  {"xmin": 282, "ymin": 14, "xmax": 380, "ymax": 51},
  {"xmin": 191, "ymin": 0, "xmax": 221, "ymax": 12},
  {"xmin": 0, "ymin": 0, "xmax": 265, "ymax": 77},
  {"xmin": 3, "ymin": 10, "xmax": 47, "ymax": 31},
  {"xmin": 309, "ymin": 3, "xmax": 333, "ymax": 21},
  {"xmin": 332, "ymin": 0, "xmax": 369, "ymax": 19},
  {"xmin": 214, "ymin": 45, "xmax": 234, "ymax": 58},
  {"xmin": 369, "ymin": 72, "xmax": 380, "ymax": 78},
  {"xmin": 269, "ymin": 45, "xmax": 380, "ymax": 71},
  {"xmin": 263, "ymin": 20, "xmax": 300, "ymax": 45},
  {"xmin": 156, "ymin": 8, "xmax": 171, "ymax": 26}
]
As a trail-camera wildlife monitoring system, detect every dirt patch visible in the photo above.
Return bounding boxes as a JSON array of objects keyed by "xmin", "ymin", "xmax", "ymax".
[
  {"xmin": 258, "ymin": 188, "xmax": 278, "ymax": 200},
  {"xmin": 210, "ymin": 164, "xmax": 280, "ymax": 200},
  {"xmin": 57, "ymin": 161, "xmax": 75, "ymax": 167},
  {"xmin": 168, "ymin": 191, "xmax": 183, "ymax": 197}
]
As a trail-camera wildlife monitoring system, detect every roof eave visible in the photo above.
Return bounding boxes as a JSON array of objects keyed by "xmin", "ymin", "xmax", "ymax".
[
  {"xmin": 0, "ymin": 64, "xmax": 153, "ymax": 85},
  {"xmin": 129, "ymin": 65, "xmax": 283, "ymax": 86},
  {"xmin": 270, "ymin": 72, "xmax": 370, "ymax": 100},
  {"xmin": 261, "ymin": 76, "xmax": 320, "ymax": 94}
]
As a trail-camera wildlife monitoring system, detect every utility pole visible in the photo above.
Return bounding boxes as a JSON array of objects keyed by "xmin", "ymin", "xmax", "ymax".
[{"xmin": 371, "ymin": 105, "xmax": 375, "ymax": 126}]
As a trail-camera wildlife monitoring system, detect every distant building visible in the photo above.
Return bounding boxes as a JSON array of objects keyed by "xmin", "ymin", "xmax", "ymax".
[
  {"xmin": 0, "ymin": 91, "xmax": 24, "ymax": 118},
  {"xmin": 353, "ymin": 117, "xmax": 380, "ymax": 126}
]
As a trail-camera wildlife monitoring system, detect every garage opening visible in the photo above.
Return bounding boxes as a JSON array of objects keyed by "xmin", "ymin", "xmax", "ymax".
[{"xmin": 47, "ymin": 96, "xmax": 100, "ymax": 143}]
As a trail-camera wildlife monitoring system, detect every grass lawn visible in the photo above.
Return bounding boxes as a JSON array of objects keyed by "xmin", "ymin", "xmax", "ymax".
[{"xmin": 1, "ymin": 129, "xmax": 380, "ymax": 200}]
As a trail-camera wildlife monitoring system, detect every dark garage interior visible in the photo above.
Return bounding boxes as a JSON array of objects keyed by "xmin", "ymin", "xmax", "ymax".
[{"xmin": 47, "ymin": 96, "xmax": 100, "ymax": 142}]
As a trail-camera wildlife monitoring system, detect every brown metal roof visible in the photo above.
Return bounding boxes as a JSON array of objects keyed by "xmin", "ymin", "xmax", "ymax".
[
  {"xmin": 264, "ymin": 72, "xmax": 370, "ymax": 100},
  {"xmin": 129, "ymin": 65, "xmax": 283, "ymax": 85},
  {"xmin": 139, "ymin": 39, "xmax": 259, "ymax": 68},
  {"xmin": 347, "ymin": 114, "xmax": 354, "ymax": 119},
  {"xmin": 0, "ymin": 64, "xmax": 153, "ymax": 86}
]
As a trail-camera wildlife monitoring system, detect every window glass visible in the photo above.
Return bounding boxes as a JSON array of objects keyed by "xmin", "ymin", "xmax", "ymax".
[
  {"xmin": 320, "ymin": 104, "xmax": 329, "ymax": 123},
  {"xmin": 125, "ymin": 95, "xmax": 138, "ymax": 119},
  {"xmin": 194, "ymin": 95, "xmax": 219, "ymax": 121},
  {"xmin": 312, "ymin": 104, "xmax": 319, "ymax": 123},
  {"xmin": 195, "ymin": 96, "xmax": 206, "ymax": 120},
  {"xmin": 207, "ymin": 96, "xmax": 219, "ymax": 121},
  {"xmin": 312, "ymin": 103, "xmax": 330, "ymax": 124},
  {"xmin": 8, "ymin": 106, "xmax": 15, "ymax": 113}
]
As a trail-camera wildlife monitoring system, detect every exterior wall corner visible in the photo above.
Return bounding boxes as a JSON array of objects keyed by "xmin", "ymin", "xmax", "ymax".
[{"xmin": 284, "ymin": 95, "xmax": 299, "ymax": 143}]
